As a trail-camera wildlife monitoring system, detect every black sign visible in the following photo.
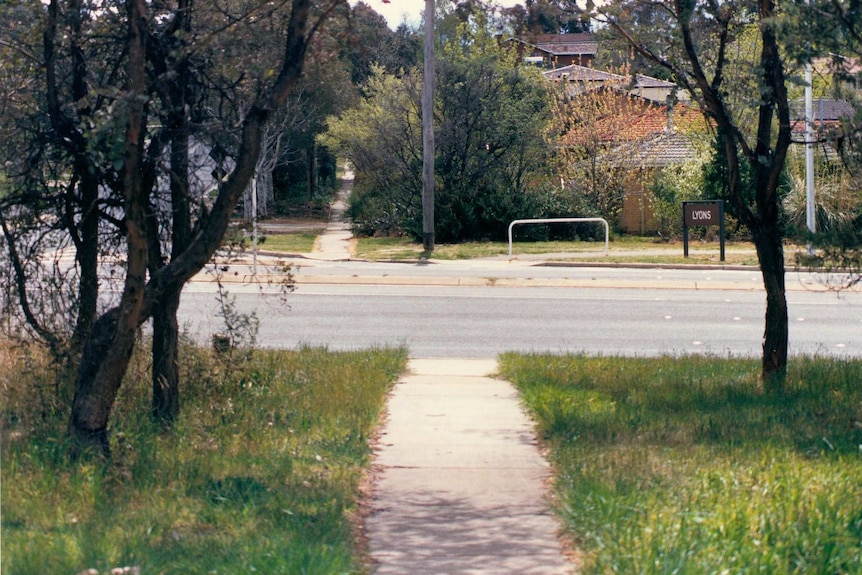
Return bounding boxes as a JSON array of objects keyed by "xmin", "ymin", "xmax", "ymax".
[
  {"xmin": 682, "ymin": 200, "xmax": 725, "ymax": 261},
  {"xmin": 684, "ymin": 203, "xmax": 721, "ymax": 226}
]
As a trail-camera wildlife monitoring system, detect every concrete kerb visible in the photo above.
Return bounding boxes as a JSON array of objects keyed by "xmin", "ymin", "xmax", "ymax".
[{"xmin": 190, "ymin": 255, "xmax": 829, "ymax": 292}]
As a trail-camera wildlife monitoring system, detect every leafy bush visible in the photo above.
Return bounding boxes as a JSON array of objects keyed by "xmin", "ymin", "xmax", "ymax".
[{"xmin": 323, "ymin": 16, "xmax": 559, "ymax": 242}]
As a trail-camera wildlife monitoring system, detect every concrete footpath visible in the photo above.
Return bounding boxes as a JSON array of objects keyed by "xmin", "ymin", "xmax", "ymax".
[
  {"xmin": 311, "ymin": 168, "xmax": 354, "ymax": 261},
  {"xmin": 366, "ymin": 358, "xmax": 575, "ymax": 574}
]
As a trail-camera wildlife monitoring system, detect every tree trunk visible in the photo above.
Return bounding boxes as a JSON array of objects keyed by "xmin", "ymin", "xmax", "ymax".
[
  {"xmin": 152, "ymin": 284, "xmax": 181, "ymax": 424},
  {"xmin": 70, "ymin": 175, "xmax": 100, "ymax": 357},
  {"xmin": 306, "ymin": 144, "xmax": 316, "ymax": 202},
  {"xmin": 150, "ymin": 0, "xmax": 191, "ymax": 427},
  {"xmin": 69, "ymin": 0, "xmax": 149, "ymax": 458},
  {"xmin": 752, "ymin": 224, "xmax": 788, "ymax": 392}
]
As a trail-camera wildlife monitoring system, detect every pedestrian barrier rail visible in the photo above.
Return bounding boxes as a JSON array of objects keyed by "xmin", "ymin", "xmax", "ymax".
[{"xmin": 508, "ymin": 217, "xmax": 609, "ymax": 257}]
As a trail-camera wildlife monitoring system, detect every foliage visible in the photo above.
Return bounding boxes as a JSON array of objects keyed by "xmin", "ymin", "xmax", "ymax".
[
  {"xmin": 1, "ymin": 341, "xmax": 408, "ymax": 574},
  {"xmin": 322, "ymin": 11, "xmax": 560, "ymax": 242},
  {"xmin": 501, "ymin": 352, "xmax": 862, "ymax": 574},
  {"xmin": 551, "ymin": 86, "xmax": 655, "ymax": 226},
  {"xmin": 497, "ymin": 0, "xmax": 591, "ymax": 36},
  {"xmin": 648, "ymin": 152, "xmax": 711, "ymax": 239},
  {"xmin": 783, "ymin": 148, "xmax": 862, "ymax": 241},
  {"xmin": 780, "ymin": 0, "xmax": 862, "ymax": 287},
  {"xmin": 320, "ymin": 66, "xmax": 424, "ymax": 236},
  {"xmin": 431, "ymin": 15, "xmax": 558, "ymax": 242},
  {"xmin": 341, "ymin": 2, "xmax": 421, "ymax": 84}
]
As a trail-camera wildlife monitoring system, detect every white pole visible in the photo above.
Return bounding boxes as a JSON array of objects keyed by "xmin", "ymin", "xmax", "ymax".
[
  {"xmin": 804, "ymin": 13, "xmax": 816, "ymax": 255},
  {"xmin": 252, "ymin": 173, "xmax": 258, "ymax": 275}
]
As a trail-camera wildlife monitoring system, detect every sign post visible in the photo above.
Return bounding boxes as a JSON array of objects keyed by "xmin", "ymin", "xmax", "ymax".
[{"xmin": 683, "ymin": 200, "xmax": 725, "ymax": 261}]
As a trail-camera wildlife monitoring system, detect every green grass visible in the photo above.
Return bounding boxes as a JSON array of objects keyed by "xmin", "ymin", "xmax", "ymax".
[
  {"xmin": 499, "ymin": 353, "xmax": 862, "ymax": 574},
  {"xmin": 259, "ymin": 230, "xmax": 322, "ymax": 253},
  {"xmin": 352, "ymin": 236, "xmax": 792, "ymax": 266},
  {"xmin": 1, "ymin": 342, "xmax": 408, "ymax": 575}
]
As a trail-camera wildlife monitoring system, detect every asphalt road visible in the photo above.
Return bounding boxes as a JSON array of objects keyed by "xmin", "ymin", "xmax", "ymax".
[{"xmin": 179, "ymin": 270, "xmax": 861, "ymax": 358}]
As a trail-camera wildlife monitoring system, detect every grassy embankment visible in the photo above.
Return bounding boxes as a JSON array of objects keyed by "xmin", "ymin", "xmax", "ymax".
[
  {"xmin": 1, "ymin": 341, "xmax": 407, "ymax": 574},
  {"xmin": 499, "ymin": 353, "xmax": 862, "ymax": 574}
]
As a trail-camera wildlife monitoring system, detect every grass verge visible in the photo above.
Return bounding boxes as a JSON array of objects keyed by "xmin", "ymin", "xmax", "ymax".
[
  {"xmin": 1, "ymin": 341, "xmax": 408, "ymax": 575},
  {"xmin": 259, "ymin": 230, "xmax": 322, "ymax": 253},
  {"xmin": 352, "ymin": 236, "xmax": 807, "ymax": 266},
  {"xmin": 499, "ymin": 353, "xmax": 862, "ymax": 574}
]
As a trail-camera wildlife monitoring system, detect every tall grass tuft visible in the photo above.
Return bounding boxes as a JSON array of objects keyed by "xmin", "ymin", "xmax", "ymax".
[
  {"xmin": 1, "ymin": 339, "xmax": 407, "ymax": 574},
  {"xmin": 500, "ymin": 353, "xmax": 862, "ymax": 574}
]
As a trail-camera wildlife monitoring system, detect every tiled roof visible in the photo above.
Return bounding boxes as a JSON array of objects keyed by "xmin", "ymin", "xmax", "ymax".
[
  {"xmin": 509, "ymin": 33, "xmax": 599, "ymax": 56},
  {"xmin": 633, "ymin": 74, "xmax": 676, "ymax": 88},
  {"xmin": 543, "ymin": 65, "xmax": 620, "ymax": 82},
  {"xmin": 790, "ymin": 98, "xmax": 855, "ymax": 122},
  {"xmin": 559, "ymin": 96, "xmax": 707, "ymax": 148},
  {"xmin": 543, "ymin": 65, "xmax": 676, "ymax": 89},
  {"xmin": 536, "ymin": 41, "xmax": 598, "ymax": 56},
  {"xmin": 619, "ymin": 132, "xmax": 699, "ymax": 167}
]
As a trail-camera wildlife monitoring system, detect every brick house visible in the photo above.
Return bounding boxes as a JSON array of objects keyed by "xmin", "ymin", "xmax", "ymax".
[{"xmin": 556, "ymin": 91, "xmax": 708, "ymax": 234}]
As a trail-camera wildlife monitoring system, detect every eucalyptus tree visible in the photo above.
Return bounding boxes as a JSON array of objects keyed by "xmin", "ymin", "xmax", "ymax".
[
  {"xmin": 598, "ymin": 0, "xmax": 794, "ymax": 389},
  {"xmin": 3, "ymin": 0, "xmax": 347, "ymax": 457}
]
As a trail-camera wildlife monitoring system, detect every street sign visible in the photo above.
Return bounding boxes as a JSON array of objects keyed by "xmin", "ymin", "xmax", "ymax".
[{"xmin": 682, "ymin": 200, "xmax": 725, "ymax": 261}]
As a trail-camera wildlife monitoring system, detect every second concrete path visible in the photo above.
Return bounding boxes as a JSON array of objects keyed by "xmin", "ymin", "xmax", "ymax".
[{"xmin": 366, "ymin": 358, "xmax": 575, "ymax": 574}]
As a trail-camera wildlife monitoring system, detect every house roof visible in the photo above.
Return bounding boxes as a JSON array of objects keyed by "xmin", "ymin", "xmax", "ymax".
[
  {"xmin": 790, "ymin": 98, "xmax": 855, "ymax": 123},
  {"xmin": 543, "ymin": 65, "xmax": 619, "ymax": 82},
  {"xmin": 613, "ymin": 132, "xmax": 699, "ymax": 168},
  {"xmin": 508, "ymin": 33, "xmax": 598, "ymax": 57},
  {"xmin": 558, "ymin": 94, "xmax": 708, "ymax": 148},
  {"xmin": 544, "ymin": 65, "xmax": 677, "ymax": 90}
]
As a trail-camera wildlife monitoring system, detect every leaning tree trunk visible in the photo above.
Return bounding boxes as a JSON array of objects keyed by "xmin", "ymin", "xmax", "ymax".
[
  {"xmin": 752, "ymin": 224, "xmax": 789, "ymax": 392},
  {"xmin": 68, "ymin": 0, "xmax": 149, "ymax": 458}
]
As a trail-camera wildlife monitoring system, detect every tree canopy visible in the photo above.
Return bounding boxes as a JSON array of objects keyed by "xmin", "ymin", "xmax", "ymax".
[{"xmin": 323, "ymin": 9, "xmax": 562, "ymax": 242}]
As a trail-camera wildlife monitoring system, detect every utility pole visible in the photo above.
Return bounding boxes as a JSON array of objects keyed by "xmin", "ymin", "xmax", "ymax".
[{"xmin": 422, "ymin": 0, "xmax": 435, "ymax": 252}]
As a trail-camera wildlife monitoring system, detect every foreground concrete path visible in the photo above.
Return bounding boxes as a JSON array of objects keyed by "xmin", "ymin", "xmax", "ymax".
[{"xmin": 366, "ymin": 358, "xmax": 575, "ymax": 574}]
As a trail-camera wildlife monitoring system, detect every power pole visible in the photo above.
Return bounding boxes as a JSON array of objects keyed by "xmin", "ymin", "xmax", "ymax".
[{"xmin": 422, "ymin": 0, "xmax": 435, "ymax": 252}]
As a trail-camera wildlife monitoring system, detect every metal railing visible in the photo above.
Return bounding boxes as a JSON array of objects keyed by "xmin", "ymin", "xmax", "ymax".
[{"xmin": 508, "ymin": 217, "xmax": 609, "ymax": 257}]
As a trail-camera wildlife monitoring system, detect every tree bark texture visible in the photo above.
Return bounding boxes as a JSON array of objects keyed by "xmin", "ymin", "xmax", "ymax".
[
  {"xmin": 752, "ymin": 226, "xmax": 789, "ymax": 391},
  {"xmin": 152, "ymin": 285, "xmax": 181, "ymax": 424}
]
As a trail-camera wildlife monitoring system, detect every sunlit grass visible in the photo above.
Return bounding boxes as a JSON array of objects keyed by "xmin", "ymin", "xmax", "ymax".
[
  {"xmin": 258, "ymin": 230, "xmax": 322, "ymax": 253},
  {"xmin": 499, "ymin": 353, "xmax": 862, "ymax": 574},
  {"xmin": 2, "ymin": 341, "xmax": 408, "ymax": 574},
  {"xmin": 352, "ymin": 236, "xmax": 783, "ymax": 266}
]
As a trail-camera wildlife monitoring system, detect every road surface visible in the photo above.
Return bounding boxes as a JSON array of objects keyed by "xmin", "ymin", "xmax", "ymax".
[{"xmin": 178, "ymin": 271, "xmax": 861, "ymax": 358}]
